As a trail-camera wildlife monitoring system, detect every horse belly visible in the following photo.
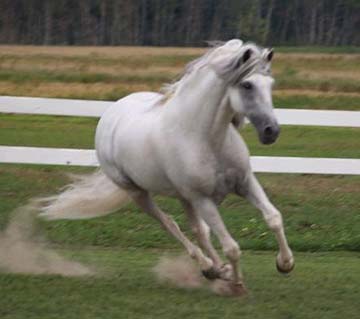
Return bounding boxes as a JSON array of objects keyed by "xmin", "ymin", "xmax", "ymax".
[
  {"xmin": 120, "ymin": 144, "xmax": 177, "ymax": 195},
  {"xmin": 107, "ymin": 116, "xmax": 177, "ymax": 195}
]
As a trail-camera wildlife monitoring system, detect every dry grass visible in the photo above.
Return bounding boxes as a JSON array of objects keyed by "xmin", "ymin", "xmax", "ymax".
[
  {"xmin": 0, "ymin": 45, "xmax": 359, "ymax": 105},
  {"xmin": 0, "ymin": 59, "xmax": 181, "ymax": 76},
  {"xmin": 0, "ymin": 45, "xmax": 204, "ymax": 57},
  {"xmin": 275, "ymin": 52, "xmax": 360, "ymax": 60},
  {"xmin": 297, "ymin": 69, "xmax": 360, "ymax": 80},
  {"xmin": 2, "ymin": 83, "xmax": 359, "ymax": 103},
  {"xmin": 0, "ymin": 81, "xmax": 157, "ymax": 100}
]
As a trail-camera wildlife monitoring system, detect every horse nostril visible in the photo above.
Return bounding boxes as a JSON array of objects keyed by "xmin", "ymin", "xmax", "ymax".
[{"xmin": 264, "ymin": 126, "xmax": 273, "ymax": 136}]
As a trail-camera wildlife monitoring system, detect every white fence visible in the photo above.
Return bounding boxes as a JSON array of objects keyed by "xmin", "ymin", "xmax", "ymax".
[
  {"xmin": 1, "ymin": 96, "xmax": 359, "ymax": 127},
  {"xmin": 1, "ymin": 96, "xmax": 359, "ymax": 175}
]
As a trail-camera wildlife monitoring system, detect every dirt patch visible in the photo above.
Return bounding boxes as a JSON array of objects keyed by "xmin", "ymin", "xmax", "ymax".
[{"xmin": 0, "ymin": 204, "xmax": 93, "ymax": 276}]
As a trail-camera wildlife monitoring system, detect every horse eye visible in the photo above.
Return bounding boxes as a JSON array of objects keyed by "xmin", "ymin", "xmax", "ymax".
[{"xmin": 241, "ymin": 82, "xmax": 252, "ymax": 90}]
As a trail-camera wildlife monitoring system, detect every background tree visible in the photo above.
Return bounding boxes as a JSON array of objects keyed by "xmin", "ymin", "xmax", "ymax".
[{"xmin": 0, "ymin": 0, "xmax": 359, "ymax": 46}]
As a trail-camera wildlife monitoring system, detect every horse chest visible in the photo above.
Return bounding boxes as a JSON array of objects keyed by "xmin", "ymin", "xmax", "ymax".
[{"xmin": 212, "ymin": 167, "xmax": 239, "ymax": 203}]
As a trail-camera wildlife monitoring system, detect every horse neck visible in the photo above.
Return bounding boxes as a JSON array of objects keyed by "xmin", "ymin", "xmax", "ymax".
[
  {"xmin": 163, "ymin": 67, "xmax": 235, "ymax": 146},
  {"xmin": 211, "ymin": 95, "xmax": 239, "ymax": 145}
]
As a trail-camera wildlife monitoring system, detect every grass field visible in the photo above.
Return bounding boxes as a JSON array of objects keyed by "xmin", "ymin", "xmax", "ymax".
[
  {"xmin": 0, "ymin": 46, "xmax": 359, "ymax": 318},
  {"xmin": 1, "ymin": 249, "xmax": 359, "ymax": 319}
]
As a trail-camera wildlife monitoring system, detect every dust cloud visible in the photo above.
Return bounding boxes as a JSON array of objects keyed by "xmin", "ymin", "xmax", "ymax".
[
  {"xmin": 0, "ymin": 204, "xmax": 92, "ymax": 276},
  {"xmin": 153, "ymin": 254, "xmax": 203, "ymax": 289},
  {"xmin": 153, "ymin": 254, "xmax": 244, "ymax": 296}
]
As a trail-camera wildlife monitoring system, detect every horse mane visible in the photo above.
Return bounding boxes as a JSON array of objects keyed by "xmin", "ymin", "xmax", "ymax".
[{"xmin": 159, "ymin": 39, "xmax": 270, "ymax": 105}]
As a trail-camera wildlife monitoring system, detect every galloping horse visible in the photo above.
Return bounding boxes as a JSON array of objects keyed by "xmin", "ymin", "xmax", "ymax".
[{"xmin": 40, "ymin": 39, "xmax": 294, "ymax": 294}]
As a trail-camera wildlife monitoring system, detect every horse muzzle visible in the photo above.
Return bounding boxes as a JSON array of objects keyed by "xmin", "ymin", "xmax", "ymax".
[
  {"xmin": 247, "ymin": 113, "xmax": 280, "ymax": 145},
  {"xmin": 259, "ymin": 124, "xmax": 280, "ymax": 145}
]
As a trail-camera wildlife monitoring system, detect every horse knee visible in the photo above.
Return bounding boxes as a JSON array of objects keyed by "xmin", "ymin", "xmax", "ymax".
[
  {"xmin": 266, "ymin": 213, "xmax": 283, "ymax": 232},
  {"xmin": 198, "ymin": 220, "xmax": 211, "ymax": 239},
  {"xmin": 190, "ymin": 219, "xmax": 210, "ymax": 240},
  {"xmin": 191, "ymin": 225, "xmax": 200, "ymax": 237},
  {"xmin": 223, "ymin": 240, "xmax": 241, "ymax": 262},
  {"xmin": 188, "ymin": 247, "xmax": 213, "ymax": 269}
]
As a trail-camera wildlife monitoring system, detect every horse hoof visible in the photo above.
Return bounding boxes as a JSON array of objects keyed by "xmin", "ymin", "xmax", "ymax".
[
  {"xmin": 210, "ymin": 280, "xmax": 247, "ymax": 297},
  {"xmin": 276, "ymin": 258, "xmax": 295, "ymax": 274},
  {"xmin": 218, "ymin": 263, "xmax": 233, "ymax": 281},
  {"xmin": 202, "ymin": 267, "xmax": 219, "ymax": 280},
  {"xmin": 229, "ymin": 281, "xmax": 248, "ymax": 297}
]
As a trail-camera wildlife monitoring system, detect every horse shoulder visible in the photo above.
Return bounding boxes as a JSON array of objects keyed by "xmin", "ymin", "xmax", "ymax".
[
  {"xmin": 161, "ymin": 138, "xmax": 218, "ymax": 198},
  {"xmin": 222, "ymin": 127, "xmax": 251, "ymax": 168}
]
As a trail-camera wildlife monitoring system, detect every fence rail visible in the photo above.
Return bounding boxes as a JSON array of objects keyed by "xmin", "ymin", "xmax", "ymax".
[
  {"xmin": 1, "ymin": 96, "xmax": 360, "ymax": 127},
  {"xmin": 0, "ymin": 146, "xmax": 359, "ymax": 175},
  {"xmin": 0, "ymin": 96, "xmax": 359, "ymax": 175}
]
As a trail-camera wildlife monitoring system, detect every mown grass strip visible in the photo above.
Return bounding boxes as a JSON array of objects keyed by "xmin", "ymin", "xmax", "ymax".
[
  {"xmin": 1, "ymin": 67, "xmax": 360, "ymax": 94},
  {"xmin": 276, "ymin": 75, "xmax": 360, "ymax": 93},
  {"xmin": 0, "ymin": 82, "xmax": 359, "ymax": 110}
]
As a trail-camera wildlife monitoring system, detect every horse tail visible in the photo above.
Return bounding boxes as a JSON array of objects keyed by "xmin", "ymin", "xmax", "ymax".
[{"xmin": 38, "ymin": 169, "xmax": 130, "ymax": 220}]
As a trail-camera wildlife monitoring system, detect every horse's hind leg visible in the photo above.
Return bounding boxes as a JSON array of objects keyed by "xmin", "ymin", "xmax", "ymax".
[
  {"xmin": 243, "ymin": 174, "xmax": 294, "ymax": 273},
  {"xmin": 190, "ymin": 198, "xmax": 246, "ymax": 293},
  {"xmin": 184, "ymin": 206, "xmax": 222, "ymax": 267},
  {"xmin": 182, "ymin": 201, "xmax": 233, "ymax": 281},
  {"xmin": 130, "ymin": 190, "xmax": 214, "ymax": 272}
]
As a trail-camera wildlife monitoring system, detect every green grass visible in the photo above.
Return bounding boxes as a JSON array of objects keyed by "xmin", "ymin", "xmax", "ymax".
[
  {"xmin": 244, "ymin": 126, "xmax": 360, "ymax": 158},
  {"xmin": 1, "ymin": 165, "xmax": 359, "ymax": 252},
  {"xmin": 273, "ymin": 95, "xmax": 360, "ymax": 111},
  {"xmin": 0, "ymin": 115, "xmax": 98, "ymax": 149},
  {"xmin": 0, "ymin": 45, "xmax": 359, "ymax": 318},
  {"xmin": 276, "ymin": 75, "xmax": 360, "ymax": 93},
  {"xmin": 0, "ymin": 249, "xmax": 359, "ymax": 319},
  {"xmin": 1, "ymin": 114, "xmax": 359, "ymax": 158}
]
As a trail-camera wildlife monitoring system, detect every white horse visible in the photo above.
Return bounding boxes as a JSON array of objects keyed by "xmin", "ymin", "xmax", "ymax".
[{"xmin": 40, "ymin": 39, "xmax": 294, "ymax": 294}]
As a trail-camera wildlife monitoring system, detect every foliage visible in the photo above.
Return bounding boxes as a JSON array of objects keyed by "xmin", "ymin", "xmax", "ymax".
[{"xmin": 0, "ymin": 0, "xmax": 359, "ymax": 46}]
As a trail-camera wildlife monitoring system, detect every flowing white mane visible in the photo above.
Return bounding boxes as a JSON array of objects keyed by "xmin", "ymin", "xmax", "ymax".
[{"xmin": 160, "ymin": 39, "xmax": 272, "ymax": 103}]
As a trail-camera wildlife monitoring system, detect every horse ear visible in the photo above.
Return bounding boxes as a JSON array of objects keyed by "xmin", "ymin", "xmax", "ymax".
[
  {"xmin": 267, "ymin": 48, "xmax": 274, "ymax": 62},
  {"xmin": 243, "ymin": 49, "xmax": 252, "ymax": 63}
]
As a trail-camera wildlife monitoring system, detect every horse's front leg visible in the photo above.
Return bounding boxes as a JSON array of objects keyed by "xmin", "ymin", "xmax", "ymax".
[
  {"xmin": 243, "ymin": 173, "xmax": 294, "ymax": 273},
  {"xmin": 191, "ymin": 198, "xmax": 246, "ymax": 294}
]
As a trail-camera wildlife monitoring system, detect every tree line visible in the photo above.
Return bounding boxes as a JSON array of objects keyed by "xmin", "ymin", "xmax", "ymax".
[{"xmin": 0, "ymin": 0, "xmax": 359, "ymax": 46}]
